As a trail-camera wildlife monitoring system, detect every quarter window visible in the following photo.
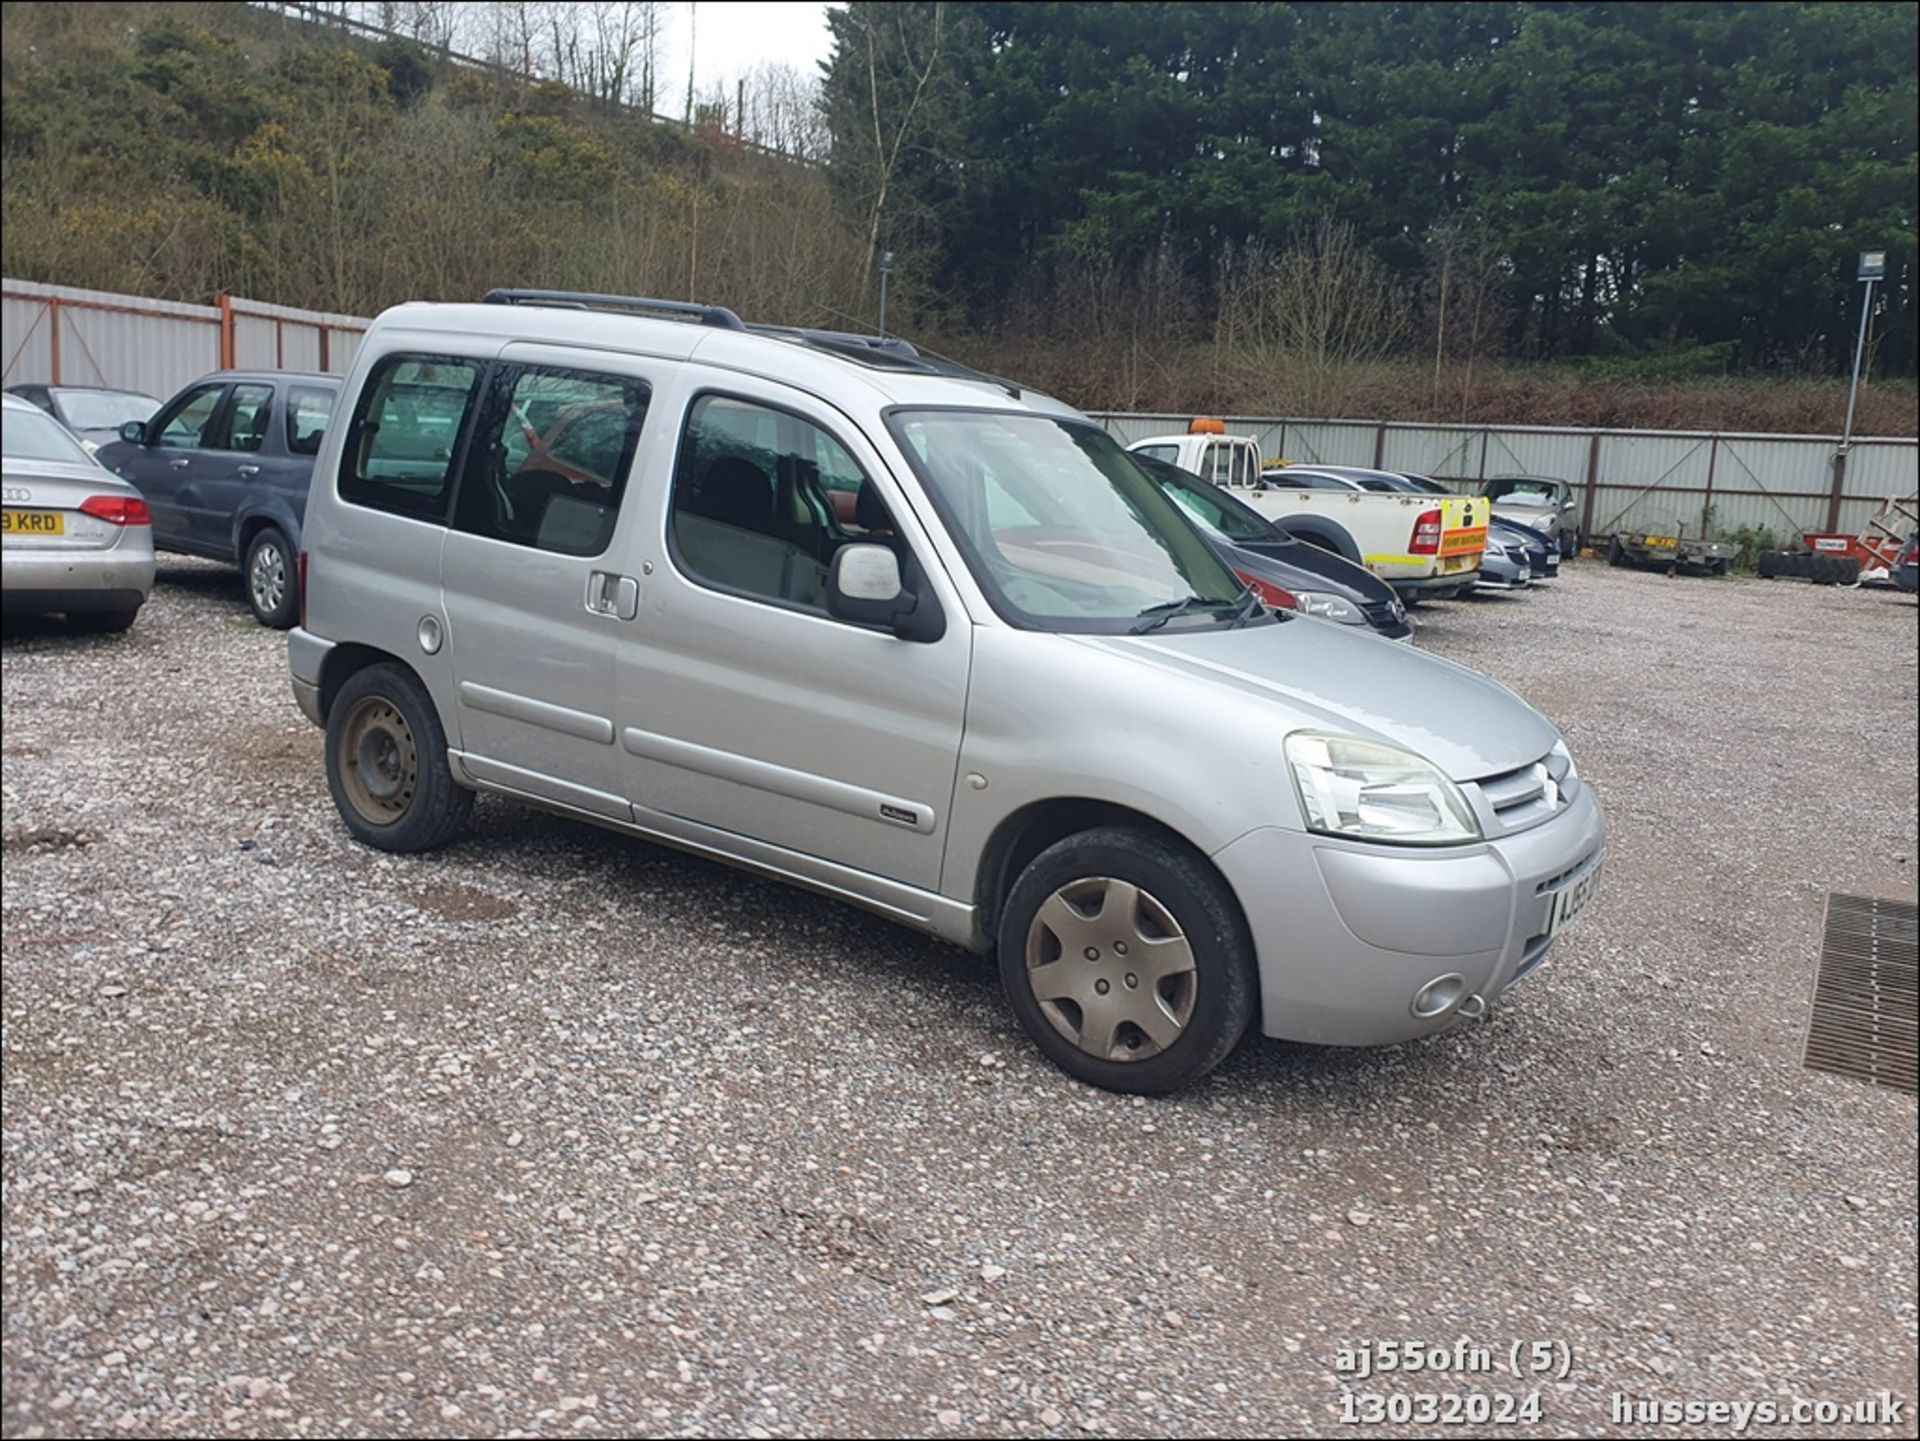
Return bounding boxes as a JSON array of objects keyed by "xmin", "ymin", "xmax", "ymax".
[
  {"xmin": 339, "ymin": 355, "xmax": 482, "ymax": 521},
  {"xmin": 452, "ymin": 366, "xmax": 649, "ymax": 557},
  {"xmin": 286, "ymin": 385, "xmax": 335, "ymax": 456},
  {"xmin": 156, "ymin": 385, "xmax": 225, "ymax": 448},
  {"xmin": 669, "ymin": 394, "xmax": 858, "ymax": 613}
]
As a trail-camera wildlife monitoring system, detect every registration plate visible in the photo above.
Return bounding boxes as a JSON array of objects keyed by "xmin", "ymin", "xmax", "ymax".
[
  {"xmin": 1642, "ymin": 534, "xmax": 1678, "ymax": 549},
  {"xmin": 1, "ymin": 509, "xmax": 64, "ymax": 536},
  {"xmin": 1546, "ymin": 860, "xmax": 1602, "ymax": 937},
  {"xmin": 1440, "ymin": 526, "xmax": 1487, "ymax": 557}
]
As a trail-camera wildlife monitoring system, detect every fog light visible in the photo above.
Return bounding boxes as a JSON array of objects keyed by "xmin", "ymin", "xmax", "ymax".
[{"xmin": 1411, "ymin": 973, "xmax": 1467, "ymax": 1019}]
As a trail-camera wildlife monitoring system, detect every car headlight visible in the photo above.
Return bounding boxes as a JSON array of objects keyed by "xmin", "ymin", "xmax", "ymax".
[
  {"xmin": 1285, "ymin": 732, "xmax": 1482, "ymax": 846},
  {"xmin": 1294, "ymin": 591, "xmax": 1362, "ymax": 624}
]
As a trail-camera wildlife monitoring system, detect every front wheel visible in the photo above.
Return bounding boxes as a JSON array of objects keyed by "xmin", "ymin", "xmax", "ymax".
[
  {"xmin": 245, "ymin": 527, "xmax": 298, "ymax": 628},
  {"xmin": 998, "ymin": 827, "xmax": 1258, "ymax": 1094},
  {"xmin": 325, "ymin": 662, "xmax": 471, "ymax": 852}
]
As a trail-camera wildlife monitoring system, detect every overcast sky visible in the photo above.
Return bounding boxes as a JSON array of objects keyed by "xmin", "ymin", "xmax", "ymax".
[{"xmin": 659, "ymin": 2, "xmax": 836, "ymax": 99}]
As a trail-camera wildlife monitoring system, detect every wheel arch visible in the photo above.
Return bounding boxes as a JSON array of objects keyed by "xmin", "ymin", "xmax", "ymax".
[
  {"xmin": 232, "ymin": 504, "xmax": 302, "ymax": 568},
  {"xmin": 1273, "ymin": 515, "xmax": 1362, "ymax": 563},
  {"xmin": 317, "ymin": 643, "xmax": 420, "ymax": 724}
]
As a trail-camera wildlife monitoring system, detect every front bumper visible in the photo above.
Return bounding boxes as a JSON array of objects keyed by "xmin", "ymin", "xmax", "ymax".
[
  {"xmin": 1212, "ymin": 783, "xmax": 1606, "ymax": 1046},
  {"xmin": 1, "ymin": 544, "xmax": 154, "ymax": 610}
]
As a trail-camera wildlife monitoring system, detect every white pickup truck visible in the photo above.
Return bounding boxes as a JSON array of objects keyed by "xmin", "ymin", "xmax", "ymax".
[{"xmin": 1128, "ymin": 421, "xmax": 1488, "ymax": 597}]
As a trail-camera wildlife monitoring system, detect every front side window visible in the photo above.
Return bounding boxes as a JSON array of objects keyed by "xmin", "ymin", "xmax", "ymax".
[
  {"xmin": 339, "ymin": 355, "xmax": 482, "ymax": 521},
  {"xmin": 453, "ymin": 366, "xmax": 648, "ymax": 557},
  {"xmin": 1154, "ymin": 468, "xmax": 1277, "ymax": 544},
  {"xmin": 223, "ymin": 383, "xmax": 275, "ymax": 453},
  {"xmin": 157, "ymin": 385, "xmax": 226, "ymax": 448},
  {"xmin": 286, "ymin": 385, "xmax": 335, "ymax": 456},
  {"xmin": 889, "ymin": 410, "xmax": 1254, "ymax": 634},
  {"xmin": 669, "ymin": 394, "xmax": 856, "ymax": 613}
]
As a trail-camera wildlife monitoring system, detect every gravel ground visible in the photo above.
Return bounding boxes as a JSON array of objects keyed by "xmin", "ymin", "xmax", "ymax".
[{"xmin": 3, "ymin": 556, "xmax": 1915, "ymax": 1439}]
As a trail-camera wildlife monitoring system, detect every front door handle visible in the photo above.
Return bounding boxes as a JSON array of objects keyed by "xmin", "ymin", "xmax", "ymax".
[
  {"xmin": 236, "ymin": 464, "xmax": 260, "ymax": 477},
  {"xmin": 585, "ymin": 570, "xmax": 639, "ymax": 621},
  {"xmin": 170, "ymin": 458, "xmax": 190, "ymax": 470}
]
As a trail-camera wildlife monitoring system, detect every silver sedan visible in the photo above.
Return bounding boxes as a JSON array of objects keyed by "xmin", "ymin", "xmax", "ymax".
[{"xmin": 2, "ymin": 393, "xmax": 155, "ymax": 632}]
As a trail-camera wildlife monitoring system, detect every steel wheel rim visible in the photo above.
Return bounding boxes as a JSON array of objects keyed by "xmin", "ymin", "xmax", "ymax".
[
  {"xmin": 337, "ymin": 696, "xmax": 417, "ymax": 824},
  {"xmin": 1024, "ymin": 876, "xmax": 1197, "ymax": 1062},
  {"xmin": 251, "ymin": 543, "xmax": 286, "ymax": 613}
]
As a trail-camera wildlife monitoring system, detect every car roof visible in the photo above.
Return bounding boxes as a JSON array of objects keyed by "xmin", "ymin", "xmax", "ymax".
[
  {"xmin": 364, "ymin": 299, "xmax": 1081, "ymax": 422},
  {"xmin": 197, "ymin": 370, "xmax": 340, "ymax": 386},
  {"xmin": 2, "ymin": 392, "xmax": 42, "ymax": 412},
  {"xmin": 39, "ymin": 384, "xmax": 160, "ymax": 397}
]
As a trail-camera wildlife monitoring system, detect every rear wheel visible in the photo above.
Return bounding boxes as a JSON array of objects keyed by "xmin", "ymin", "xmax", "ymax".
[
  {"xmin": 1607, "ymin": 535, "xmax": 1627, "ymax": 567},
  {"xmin": 245, "ymin": 527, "xmax": 298, "ymax": 629},
  {"xmin": 69, "ymin": 607, "xmax": 139, "ymax": 634},
  {"xmin": 325, "ymin": 663, "xmax": 471, "ymax": 852},
  {"xmin": 998, "ymin": 827, "xmax": 1257, "ymax": 1094}
]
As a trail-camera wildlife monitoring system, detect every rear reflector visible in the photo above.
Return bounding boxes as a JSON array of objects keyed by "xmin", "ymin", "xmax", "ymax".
[
  {"xmin": 1234, "ymin": 569, "xmax": 1296, "ymax": 609},
  {"xmin": 79, "ymin": 495, "xmax": 151, "ymax": 526},
  {"xmin": 298, "ymin": 550, "xmax": 309, "ymax": 629},
  {"xmin": 1410, "ymin": 508, "xmax": 1443, "ymax": 555}
]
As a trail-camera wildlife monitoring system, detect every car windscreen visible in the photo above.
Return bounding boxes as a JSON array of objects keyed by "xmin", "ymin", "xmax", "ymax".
[
  {"xmin": 53, "ymin": 389, "xmax": 157, "ymax": 431},
  {"xmin": 3, "ymin": 405, "xmax": 95, "ymax": 463},
  {"xmin": 1136, "ymin": 456, "xmax": 1283, "ymax": 544},
  {"xmin": 887, "ymin": 409, "xmax": 1256, "ymax": 634}
]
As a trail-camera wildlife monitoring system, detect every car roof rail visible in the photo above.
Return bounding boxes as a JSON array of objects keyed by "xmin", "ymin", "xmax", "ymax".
[{"xmin": 481, "ymin": 288, "xmax": 746, "ymax": 331}]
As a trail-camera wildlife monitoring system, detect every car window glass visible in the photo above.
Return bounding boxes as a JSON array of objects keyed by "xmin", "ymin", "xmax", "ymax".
[
  {"xmin": 1161, "ymin": 473, "xmax": 1272, "ymax": 542},
  {"xmin": 1133, "ymin": 444, "xmax": 1178, "ymax": 464},
  {"xmin": 670, "ymin": 394, "xmax": 858, "ymax": 614},
  {"xmin": 223, "ymin": 384, "xmax": 274, "ymax": 453},
  {"xmin": 157, "ymin": 385, "xmax": 226, "ymax": 448},
  {"xmin": 339, "ymin": 355, "xmax": 481, "ymax": 522},
  {"xmin": 453, "ymin": 366, "xmax": 649, "ymax": 557},
  {"xmin": 3, "ymin": 405, "xmax": 94, "ymax": 463},
  {"xmin": 286, "ymin": 385, "xmax": 335, "ymax": 456}
]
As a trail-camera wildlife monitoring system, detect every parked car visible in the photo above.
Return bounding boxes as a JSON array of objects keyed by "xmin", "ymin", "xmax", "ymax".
[
  {"xmin": 1484, "ymin": 476, "xmax": 1581, "ymax": 554},
  {"xmin": 1493, "ymin": 515, "xmax": 1559, "ymax": 579},
  {"xmin": 6, "ymin": 384, "xmax": 160, "ymax": 454},
  {"xmin": 1, "ymin": 392, "xmax": 155, "ymax": 632},
  {"xmin": 96, "ymin": 370, "xmax": 340, "ymax": 626},
  {"xmin": 290, "ymin": 289, "xmax": 1606, "ymax": 1095},
  {"xmin": 1125, "ymin": 428, "xmax": 1489, "ymax": 601},
  {"xmin": 1129, "ymin": 452, "xmax": 1413, "ymax": 640},
  {"xmin": 1475, "ymin": 519, "xmax": 1535, "ymax": 592}
]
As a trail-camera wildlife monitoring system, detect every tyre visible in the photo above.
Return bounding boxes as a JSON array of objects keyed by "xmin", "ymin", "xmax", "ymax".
[
  {"xmin": 325, "ymin": 662, "xmax": 472, "ymax": 852},
  {"xmin": 244, "ymin": 527, "xmax": 298, "ymax": 629},
  {"xmin": 1708, "ymin": 557, "xmax": 1730, "ymax": 577},
  {"xmin": 997, "ymin": 826, "xmax": 1258, "ymax": 1094},
  {"xmin": 1607, "ymin": 535, "xmax": 1627, "ymax": 567},
  {"xmin": 69, "ymin": 607, "xmax": 139, "ymax": 634}
]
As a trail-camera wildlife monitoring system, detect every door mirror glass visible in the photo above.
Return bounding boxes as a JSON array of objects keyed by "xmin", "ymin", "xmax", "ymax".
[{"xmin": 119, "ymin": 420, "xmax": 146, "ymax": 444}]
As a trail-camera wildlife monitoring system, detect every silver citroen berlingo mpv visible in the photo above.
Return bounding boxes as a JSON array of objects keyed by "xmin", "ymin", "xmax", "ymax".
[{"xmin": 288, "ymin": 290, "xmax": 1605, "ymax": 1093}]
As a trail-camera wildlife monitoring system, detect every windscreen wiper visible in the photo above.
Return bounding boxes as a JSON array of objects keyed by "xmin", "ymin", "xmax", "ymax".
[{"xmin": 1129, "ymin": 595, "xmax": 1242, "ymax": 635}]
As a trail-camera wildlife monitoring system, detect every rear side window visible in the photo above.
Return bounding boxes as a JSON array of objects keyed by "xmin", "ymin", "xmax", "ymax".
[
  {"xmin": 339, "ymin": 355, "xmax": 481, "ymax": 521},
  {"xmin": 223, "ymin": 383, "xmax": 274, "ymax": 453},
  {"xmin": 286, "ymin": 385, "xmax": 335, "ymax": 456},
  {"xmin": 452, "ymin": 366, "xmax": 649, "ymax": 557},
  {"xmin": 1133, "ymin": 443, "xmax": 1177, "ymax": 465}
]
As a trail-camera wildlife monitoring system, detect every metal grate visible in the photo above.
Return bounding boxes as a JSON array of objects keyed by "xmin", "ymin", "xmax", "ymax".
[{"xmin": 1803, "ymin": 893, "xmax": 1918, "ymax": 1094}]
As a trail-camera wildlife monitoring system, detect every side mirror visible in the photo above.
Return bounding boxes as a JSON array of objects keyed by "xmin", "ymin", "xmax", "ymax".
[
  {"xmin": 119, "ymin": 420, "xmax": 147, "ymax": 445},
  {"xmin": 827, "ymin": 542, "xmax": 943, "ymax": 641}
]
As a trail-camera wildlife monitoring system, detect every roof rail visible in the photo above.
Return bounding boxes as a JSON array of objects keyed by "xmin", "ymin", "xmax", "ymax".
[{"xmin": 481, "ymin": 288, "xmax": 746, "ymax": 331}]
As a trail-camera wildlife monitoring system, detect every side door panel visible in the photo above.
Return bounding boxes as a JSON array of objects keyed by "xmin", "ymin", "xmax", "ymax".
[
  {"xmin": 189, "ymin": 381, "xmax": 274, "ymax": 558},
  {"xmin": 120, "ymin": 383, "xmax": 228, "ymax": 550},
  {"xmin": 614, "ymin": 378, "xmax": 971, "ymax": 894},
  {"xmin": 439, "ymin": 344, "xmax": 662, "ymax": 819}
]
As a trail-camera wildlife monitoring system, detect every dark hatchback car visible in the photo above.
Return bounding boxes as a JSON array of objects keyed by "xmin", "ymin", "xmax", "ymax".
[
  {"xmin": 1131, "ymin": 452, "xmax": 1413, "ymax": 641},
  {"xmin": 96, "ymin": 371, "xmax": 340, "ymax": 627},
  {"xmin": 6, "ymin": 384, "xmax": 160, "ymax": 452}
]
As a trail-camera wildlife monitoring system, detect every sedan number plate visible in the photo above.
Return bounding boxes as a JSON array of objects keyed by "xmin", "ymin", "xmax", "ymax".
[
  {"xmin": 1, "ymin": 509, "xmax": 64, "ymax": 536},
  {"xmin": 1547, "ymin": 861, "xmax": 1602, "ymax": 937}
]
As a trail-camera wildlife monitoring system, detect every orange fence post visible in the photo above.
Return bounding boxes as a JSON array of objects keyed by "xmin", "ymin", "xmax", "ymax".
[
  {"xmin": 217, "ymin": 293, "xmax": 236, "ymax": 369},
  {"xmin": 47, "ymin": 296, "xmax": 61, "ymax": 384}
]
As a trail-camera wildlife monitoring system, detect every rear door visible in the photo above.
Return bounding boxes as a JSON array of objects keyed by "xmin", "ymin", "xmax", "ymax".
[
  {"xmin": 115, "ymin": 382, "xmax": 228, "ymax": 549},
  {"xmin": 438, "ymin": 344, "xmax": 661, "ymax": 819},
  {"xmin": 185, "ymin": 380, "xmax": 276, "ymax": 557}
]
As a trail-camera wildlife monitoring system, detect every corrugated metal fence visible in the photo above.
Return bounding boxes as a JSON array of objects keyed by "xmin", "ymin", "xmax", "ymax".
[
  {"xmin": 2, "ymin": 279, "xmax": 368, "ymax": 402},
  {"xmin": 1090, "ymin": 412, "xmax": 1919, "ymax": 541}
]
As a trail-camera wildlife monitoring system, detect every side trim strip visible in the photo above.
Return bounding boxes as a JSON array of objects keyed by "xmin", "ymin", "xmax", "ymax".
[
  {"xmin": 620, "ymin": 726, "xmax": 936, "ymax": 834},
  {"xmin": 451, "ymin": 749, "xmax": 631, "ymax": 821},
  {"xmin": 459, "ymin": 682, "xmax": 614, "ymax": 744}
]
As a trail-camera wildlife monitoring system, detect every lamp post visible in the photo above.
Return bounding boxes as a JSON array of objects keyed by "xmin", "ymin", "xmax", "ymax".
[
  {"xmin": 1841, "ymin": 249, "xmax": 1885, "ymax": 458},
  {"xmin": 877, "ymin": 250, "xmax": 894, "ymax": 338}
]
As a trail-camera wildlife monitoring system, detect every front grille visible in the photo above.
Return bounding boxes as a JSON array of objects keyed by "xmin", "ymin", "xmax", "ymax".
[
  {"xmin": 1361, "ymin": 600, "xmax": 1404, "ymax": 629},
  {"xmin": 1470, "ymin": 755, "xmax": 1570, "ymax": 836}
]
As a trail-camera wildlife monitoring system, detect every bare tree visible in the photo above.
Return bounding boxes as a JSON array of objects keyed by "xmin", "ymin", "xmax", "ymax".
[{"xmin": 855, "ymin": 2, "xmax": 944, "ymax": 289}]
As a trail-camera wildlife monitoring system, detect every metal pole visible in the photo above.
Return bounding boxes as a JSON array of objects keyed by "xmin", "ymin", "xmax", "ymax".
[
  {"xmin": 877, "ymin": 251, "xmax": 893, "ymax": 338},
  {"xmin": 1841, "ymin": 276, "xmax": 1875, "ymax": 455}
]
